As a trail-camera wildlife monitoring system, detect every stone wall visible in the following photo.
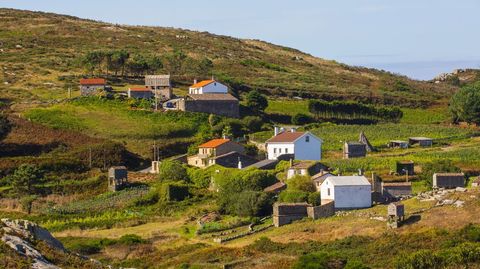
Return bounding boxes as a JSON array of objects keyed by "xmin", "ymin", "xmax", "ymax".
[
  {"xmin": 181, "ymin": 99, "xmax": 239, "ymax": 118},
  {"xmin": 307, "ymin": 200, "xmax": 335, "ymax": 219}
]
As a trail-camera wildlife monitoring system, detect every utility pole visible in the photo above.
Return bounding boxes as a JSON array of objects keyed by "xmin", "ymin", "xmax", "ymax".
[
  {"xmin": 68, "ymin": 87, "xmax": 71, "ymax": 99},
  {"xmin": 89, "ymin": 148, "xmax": 92, "ymax": 169}
]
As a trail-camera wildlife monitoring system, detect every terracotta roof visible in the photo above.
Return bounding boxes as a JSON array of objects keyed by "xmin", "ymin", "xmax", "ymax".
[
  {"xmin": 266, "ymin": 132, "xmax": 305, "ymax": 143},
  {"xmin": 129, "ymin": 87, "xmax": 150, "ymax": 92},
  {"xmin": 188, "ymin": 93, "xmax": 238, "ymax": 101},
  {"xmin": 190, "ymin": 80, "xmax": 215, "ymax": 89},
  {"xmin": 198, "ymin": 139, "xmax": 230, "ymax": 148},
  {"xmin": 80, "ymin": 78, "xmax": 106, "ymax": 85}
]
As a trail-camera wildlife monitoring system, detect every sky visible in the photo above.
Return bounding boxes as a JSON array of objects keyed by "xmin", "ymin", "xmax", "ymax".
[{"xmin": 1, "ymin": 0, "xmax": 480, "ymax": 80}]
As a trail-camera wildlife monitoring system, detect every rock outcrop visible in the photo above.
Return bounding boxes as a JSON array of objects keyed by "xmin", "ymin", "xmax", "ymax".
[{"xmin": 1, "ymin": 218, "xmax": 64, "ymax": 269}]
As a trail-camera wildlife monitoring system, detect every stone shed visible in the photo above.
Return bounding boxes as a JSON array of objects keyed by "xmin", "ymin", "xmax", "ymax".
[
  {"xmin": 382, "ymin": 182, "xmax": 412, "ymax": 200},
  {"xmin": 409, "ymin": 137, "xmax": 433, "ymax": 147},
  {"xmin": 180, "ymin": 94, "xmax": 239, "ymax": 118},
  {"xmin": 396, "ymin": 160, "xmax": 414, "ymax": 175},
  {"xmin": 433, "ymin": 173, "xmax": 465, "ymax": 189},
  {"xmin": 108, "ymin": 166, "xmax": 128, "ymax": 191},
  {"xmin": 343, "ymin": 142, "xmax": 367, "ymax": 159}
]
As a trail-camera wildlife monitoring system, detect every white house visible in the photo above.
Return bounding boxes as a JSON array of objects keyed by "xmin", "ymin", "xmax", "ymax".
[
  {"xmin": 265, "ymin": 129, "xmax": 322, "ymax": 161},
  {"xmin": 320, "ymin": 176, "xmax": 372, "ymax": 209},
  {"xmin": 189, "ymin": 80, "xmax": 228, "ymax": 94}
]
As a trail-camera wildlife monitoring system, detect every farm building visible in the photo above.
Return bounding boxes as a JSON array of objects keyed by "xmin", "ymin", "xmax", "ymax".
[
  {"xmin": 145, "ymin": 75, "xmax": 172, "ymax": 100},
  {"xmin": 382, "ymin": 182, "xmax": 412, "ymax": 200},
  {"xmin": 409, "ymin": 137, "xmax": 433, "ymax": 147},
  {"xmin": 108, "ymin": 166, "xmax": 128, "ymax": 192},
  {"xmin": 389, "ymin": 140, "xmax": 409, "ymax": 149},
  {"xmin": 128, "ymin": 87, "xmax": 153, "ymax": 99},
  {"xmin": 265, "ymin": 129, "xmax": 322, "ymax": 161},
  {"xmin": 264, "ymin": 181, "xmax": 287, "ymax": 194},
  {"xmin": 343, "ymin": 142, "xmax": 367, "ymax": 159},
  {"xmin": 189, "ymin": 79, "xmax": 228, "ymax": 94},
  {"xmin": 312, "ymin": 172, "xmax": 334, "ymax": 192},
  {"xmin": 79, "ymin": 78, "xmax": 106, "ymax": 96},
  {"xmin": 179, "ymin": 94, "xmax": 240, "ymax": 118},
  {"xmin": 187, "ymin": 138, "xmax": 248, "ymax": 168},
  {"xmin": 287, "ymin": 161, "xmax": 325, "ymax": 179},
  {"xmin": 212, "ymin": 151, "xmax": 257, "ymax": 169},
  {"xmin": 320, "ymin": 176, "xmax": 372, "ymax": 209},
  {"xmin": 433, "ymin": 173, "xmax": 465, "ymax": 189},
  {"xmin": 396, "ymin": 160, "xmax": 415, "ymax": 175}
]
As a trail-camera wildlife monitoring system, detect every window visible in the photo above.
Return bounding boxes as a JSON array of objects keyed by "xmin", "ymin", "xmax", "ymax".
[
  {"xmin": 305, "ymin": 136, "xmax": 310, "ymax": 142},
  {"xmin": 274, "ymin": 148, "xmax": 277, "ymax": 153},
  {"xmin": 327, "ymin": 188, "xmax": 331, "ymax": 196},
  {"xmin": 285, "ymin": 148, "xmax": 288, "ymax": 153},
  {"xmin": 279, "ymin": 148, "xmax": 282, "ymax": 153}
]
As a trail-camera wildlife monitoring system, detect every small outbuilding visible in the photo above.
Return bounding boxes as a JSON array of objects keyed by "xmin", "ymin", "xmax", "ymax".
[
  {"xmin": 128, "ymin": 87, "xmax": 153, "ymax": 99},
  {"xmin": 433, "ymin": 173, "xmax": 465, "ymax": 189},
  {"xmin": 320, "ymin": 176, "xmax": 372, "ymax": 209},
  {"xmin": 343, "ymin": 142, "xmax": 367, "ymax": 159},
  {"xmin": 108, "ymin": 166, "xmax": 128, "ymax": 192},
  {"xmin": 145, "ymin": 75, "xmax": 172, "ymax": 100},
  {"xmin": 382, "ymin": 182, "xmax": 412, "ymax": 200},
  {"xmin": 287, "ymin": 161, "xmax": 325, "ymax": 179},
  {"xmin": 396, "ymin": 160, "xmax": 414, "ymax": 175},
  {"xmin": 409, "ymin": 137, "xmax": 433, "ymax": 147},
  {"xmin": 389, "ymin": 140, "xmax": 409, "ymax": 149},
  {"xmin": 80, "ymin": 78, "xmax": 106, "ymax": 96}
]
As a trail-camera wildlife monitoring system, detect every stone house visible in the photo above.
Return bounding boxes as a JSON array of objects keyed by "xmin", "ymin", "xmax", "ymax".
[
  {"xmin": 179, "ymin": 93, "xmax": 240, "ymax": 118},
  {"xmin": 80, "ymin": 78, "xmax": 106, "ymax": 96},
  {"xmin": 396, "ymin": 160, "xmax": 415, "ymax": 175},
  {"xmin": 433, "ymin": 173, "xmax": 465, "ymax": 189},
  {"xmin": 187, "ymin": 138, "xmax": 245, "ymax": 168},
  {"xmin": 382, "ymin": 182, "xmax": 412, "ymax": 200},
  {"xmin": 265, "ymin": 129, "xmax": 323, "ymax": 161},
  {"xmin": 145, "ymin": 75, "xmax": 172, "ymax": 100}
]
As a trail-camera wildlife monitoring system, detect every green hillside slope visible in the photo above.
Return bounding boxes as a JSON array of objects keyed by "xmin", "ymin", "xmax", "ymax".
[{"xmin": 0, "ymin": 8, "xmax": 456, "ymax": 107}]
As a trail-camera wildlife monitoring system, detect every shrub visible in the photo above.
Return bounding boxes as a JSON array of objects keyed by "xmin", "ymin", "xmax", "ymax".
[
  {"xmin": 287, "ymin": 175, "xmax": 316, "ymax": 192},
  {"xmin": 158, "ymin": 160, "xmax": 189, "ymax": 182},
  {"xmin": 118, "ymin": 234, "xmax": 145, "ymax": 245},
  {"xmin": 278, "ymin": 190, "xmax": 309, "ymax": 203},
  {"xmin": 293, "ymin": 252, "xmax": 345, "ymax": 269},
  {"xmin": 246, "ymin": 90, "xmax": 268, "ymax": 114},
  {"xmin": 395, "ymin": 250, "xmax": 444, "ymax": 269},
  {"xmin": 223, "ymin": 191, "xmax": 272, "ymax": 217},
  {"xmin": 8, "ymin": 164, "xmax": 44, "ymax": 195},
  {"xmin": 450, "ymin": 82, "xmax": 480, "ymax": 124},
  {"xmin": 187, "ymin": 167, "xmax": 211, "ymax": 188}
]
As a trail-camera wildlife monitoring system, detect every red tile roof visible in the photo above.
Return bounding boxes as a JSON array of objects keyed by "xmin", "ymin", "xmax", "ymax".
[
  {"xmin": 190, "ymin": 80, "xmax": 215, "ymax": 88},
  {"xmin": 198, "ymin": 139, "xmax": 230, "ymax": 148},
  {"xmin": 266, "ymin": 132, "xmax": 305, "ymax": 143},
  {"xmin": 129, "ymin": 87, "xmax": 150, "ymax": 92},
  {"xmin": 80, "ymin": 78, "xmax": 106, "ymax": 85}
]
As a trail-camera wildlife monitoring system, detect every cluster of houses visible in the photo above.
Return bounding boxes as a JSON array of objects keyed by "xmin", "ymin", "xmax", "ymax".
[{"xmin": 79, "ymin": 76, "xmax": 240, "ymax": 118}]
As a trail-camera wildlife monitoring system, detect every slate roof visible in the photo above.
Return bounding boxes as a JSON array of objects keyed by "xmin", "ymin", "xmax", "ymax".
[
  {"xmin": 145, "ymin": 75, "xmax": 170, "ymax": 87},
  {"xmin": 324, "ymin": 176, "xmax": 371, "ymax": 186}
]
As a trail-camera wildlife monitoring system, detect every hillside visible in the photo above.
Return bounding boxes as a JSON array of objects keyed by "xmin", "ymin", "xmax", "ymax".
[{"xmin": 0, "ymin": 8, "xmax": 456, "ymax": 107}]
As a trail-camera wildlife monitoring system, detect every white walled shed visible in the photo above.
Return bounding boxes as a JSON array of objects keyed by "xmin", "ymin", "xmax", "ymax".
[{"xmin": 320, "ymin": 176, "xmax": 372, "ymax": 209}]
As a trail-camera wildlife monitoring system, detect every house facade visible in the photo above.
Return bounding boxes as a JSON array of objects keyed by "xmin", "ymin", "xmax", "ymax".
[
  {"xmin": 145, "ymin": 75, "xmax": 172, "ymax": 100},
  {"xmin": 187, "ymin": 139, "xmax": 245, "ymax": 168},
  {"xmin": 80, "ymin": 78, "xmax": 106, "ymax": 96},
  {"xmin": 286, "ymin": 161, "xmax": 324, "ymax": 179},
  {"xmin": 320, "ymin": 176, "xmax": 372, "ymax": 209},
  {"xmin": 265, "ymin": 130, "xmax": 322, "ymax": 161},
  {"xmin": 189, "ymin": 80, "xmax": 228, "ymax": 94},
  {"xmin": 128, "ymin": 87, "xmax": 153, "ymax": 99}
]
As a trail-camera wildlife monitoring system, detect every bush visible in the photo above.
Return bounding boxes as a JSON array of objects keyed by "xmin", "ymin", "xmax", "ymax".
[
  {"xmin": 243, "ymin": 116, "xmax": 263, "ymax": 132},
  {"xmin": 420, "ymin": 160, "xmax": 461, "ymax": 186},
  {"xmin": 246, "ymin": 90, "xmax": 268, "ymax": 114},
  {"xmin": 158, "ymin": 160, "xmax": 189, "ymax": 182},
  {"xmin": 187, "ymin": 167, "xmax": 211, "ymax": 188},
  {"xmin": 395, "ymin": 250, "xmax": 444, "ymax": 269},
  {"xmin": 118, "ymin": 234, "xmax": 145, "ymax": 245},
  {"xmin": 160, "ymin": 183, "xmax": 190, "ymax": 202},
  {"xmin": 8, "ymin": 164, "xmax": 44, "ymax": 196},
  {"xmin": 293, "ymin": 252, "xmax": 345, "ymax": 269},
  {"xmin": 292, "ymin": 113, "xmax": 312, "ymax": 125},
  {"xmin": 287, "ymin": 175, "xmax": 316, "ymax": 192},
  {"xmin": 223, "ymin": 191, "xmax": 272, "ymax": 217},
  {"xmin": 278, "ymin": 190, "xmax": 309, "ymax": 203},
  {"xmin": 450, "ymin": 82, "xmax": 480, "ymax": 124}
]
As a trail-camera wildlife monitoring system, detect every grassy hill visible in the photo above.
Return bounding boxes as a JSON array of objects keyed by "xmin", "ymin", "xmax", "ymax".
[{"xmin": 0, "ymin": 8, "xmax": 456, "ymax": 107}]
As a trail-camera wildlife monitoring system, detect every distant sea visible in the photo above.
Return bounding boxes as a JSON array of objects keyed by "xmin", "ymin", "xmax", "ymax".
[{"xmin": 361, "ymin": 60, "xmax": 480, "ymax": 81}]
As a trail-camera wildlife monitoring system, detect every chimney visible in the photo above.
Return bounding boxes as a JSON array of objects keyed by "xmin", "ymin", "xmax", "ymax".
[
  {"xmin": 291, "ymin": 127, "xmax": 297, "ymax": 133},
  {"xmin": 194, "ymin": 78, "xmax": 197, "ymax": 84},
  {"xmin": 238, "ymin": 157, "xmax": 242, "ymax": 169},
  {"xmin": 280, "ymin": 127, "xmax": 285, "ymax": 133},
  {"xmin": 358, "ymin": 169, "xmax": 364, "ymax": 176},
  {"xmin": 274, "ymin": 126, "xmax": 280, "ymax": 136}
]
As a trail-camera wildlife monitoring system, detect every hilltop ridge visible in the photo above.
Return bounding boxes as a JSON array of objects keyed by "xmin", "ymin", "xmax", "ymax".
[{"xmin": 0, "ymin": 8, "xmax": 456, "ymax": 107}]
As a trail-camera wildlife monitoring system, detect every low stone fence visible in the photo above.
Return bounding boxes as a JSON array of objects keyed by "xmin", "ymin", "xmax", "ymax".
[
  {"xmin": 307, "ymin": 200, "xmax": 335, "ymax": 219},
  {"xmin": 273, "ymin": 201, "xmax": 335, "ymax": 227},
  {"xmin": 213, "ymin": 224, "xmax": 273, "ymax": 243}
]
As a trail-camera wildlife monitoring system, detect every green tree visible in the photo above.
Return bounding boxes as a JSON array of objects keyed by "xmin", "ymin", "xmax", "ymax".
[
  {"xmin": 158, "ymin": 160, "xmax": 189, "ymax": 182},
  {"xmin": 9, "ymin": 164, "xmax": 43, "ymax": 196},
  {"xmin": 82, "ymin": 51, "xmax": 105, "ymax": 75},
  {"xmin": 287, "ymin": 175, "xmax": 316, "ymax": 192},
  {"xmin": 246, "ymin": 90, "xmax": 268, "ymax": 114},
  {"xmin": 196, "ymin": 57, "xmax": 214, "ymax": 76},
  {"xmin": 450, "ymin": 82, "xmax": 480, "ymax": 124},
  {"xmin": 165, "ymin": 49, "xmax": 187, "ymax": 75},
  {"xmin": 110, "ymin": 50, "xmax": 130, "ymax": 76},
  {"xmin": 147, "ymin": 55, "xmax": 163, "ymax": 74},
  {"xmin": 20, "ymin": 195, "xmax": 38, "ymax": 214},
  {"xmin": 127, "ymin": 54, "xmax": 149, "ymax": 77},
  {"xmin": 0, "ymin": 113, "xmax": 11, "ymax": 141}
]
